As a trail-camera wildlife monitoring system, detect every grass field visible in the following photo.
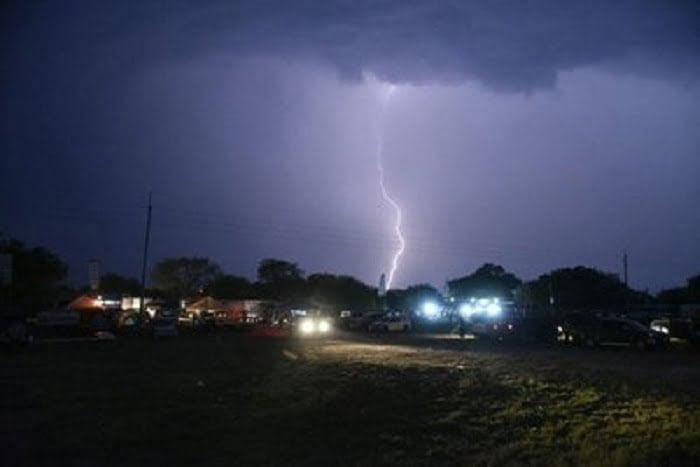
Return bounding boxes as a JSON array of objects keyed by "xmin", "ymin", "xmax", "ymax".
[{"xmin": 1, "ymin": 333, "xmax": 699, "ymax": 466}]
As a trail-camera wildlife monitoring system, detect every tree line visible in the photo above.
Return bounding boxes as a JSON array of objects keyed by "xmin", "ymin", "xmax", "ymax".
[{"xmin": 2, "ymin": 237, "xmax": 699, "ymax": 312}]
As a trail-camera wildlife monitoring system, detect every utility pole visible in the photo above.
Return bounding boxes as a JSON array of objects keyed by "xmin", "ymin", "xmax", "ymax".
[
  {"xmin": 623, "ymin": 250, "xmax": 629, "ymax": 314},
  {"xmin": 139, "ymin": 192, "xmax": 153, "ymax": 316}
]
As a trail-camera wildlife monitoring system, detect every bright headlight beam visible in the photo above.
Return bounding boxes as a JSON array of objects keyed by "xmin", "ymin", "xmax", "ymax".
[
  {"xmin": 486, "ymin": 303, "xmax": 502, "ymax": 317},
  {"xmin": 376, "ymin": 84, "xmax": 405, "ymax": 290},
  {"xmin": 459, "ymin": 304, "xmax": 473, "ymax": 317},
  {"xmin": 300, "ymin": 319, "xmax": 314, "ymax": 334},
  {"xmin": 422, "ymin": 301, "xmax": 440, "ymax": 319}
]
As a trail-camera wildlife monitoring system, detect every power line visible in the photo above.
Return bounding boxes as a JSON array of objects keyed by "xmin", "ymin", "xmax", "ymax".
[
  {"xmin": 13, "ymin": 198, "xmax": 622, "ymax": 260},
  {"xmin": 9, "ymin": 203, "xmax": 690, "ymax": 272}
]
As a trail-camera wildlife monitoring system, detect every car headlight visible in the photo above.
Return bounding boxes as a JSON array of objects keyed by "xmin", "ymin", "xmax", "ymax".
[
  {"xmin": 651, "ymin": 324, "xmax": 669, "ymax": 334},
  {"xmin": 459, "ymin": 304, "xmax": 473, "ymax": 318},
  {"xmin": 300, "ymin": 319, "xmax": 315, "ymax": 334},
  {"xmin": 486, "ymin": 303, "xmax": 501, "ymax": 317},
  {"xmin": 318, "ymin": 320, "xmax": 330, "ymax": 333},
  {"xmin": 422, "ymin": 302, "xmax": 440, "ymax": 319}
]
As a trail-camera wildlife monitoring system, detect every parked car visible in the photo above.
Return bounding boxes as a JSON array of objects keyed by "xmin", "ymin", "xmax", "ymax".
[
  {"xmin": 557, "ymin": 312, "xmax": 598, "ymax": 345},
  {"xmin": 116, "ymin": 310, "xmax": 147, "ymax": 336},
  {"xmin": 178, "ymin": 311, "xmax": 216, "ymax": 331},
  {"xmin": 466, "ymin": 318, "xmax": 519, "ymax": 341},
  {"xmin": 177, "ymin": 311, "xmax": 197, "ymax": 328},
  {"xmin": 559, "ymin": 314, "xmax": 668, "ymax": 350},
  {"xmin": 342, "ymin": 311, "xmax": 384, "ymax": 331},
  {"xmin": 34, "ymin": 309, "xmax": 86, "ymax": 339},
  {"xmin": 0, "ymin": 309, "xmax": 33, "ymax": 345},
  {"xmin": 368, "ymin": 313, "xmax": 411, "ymax": 332},
  {"xmin": 151, "ymin": 310, "xmax": 178, "ymax": 338},
  {"xmin": 215, "ymin": 308, "xmax": 247, "ymax": 327},
  {"xmin": 295, "ymin": 315, "xmax": 333, "ymax": 337},
  {"xmin": 650, "ymin": 317, "xmax": 700, "ymax": 344}
]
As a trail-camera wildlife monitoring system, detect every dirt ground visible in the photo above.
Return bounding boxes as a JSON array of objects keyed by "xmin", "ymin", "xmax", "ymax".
[{"xmin": 1, "ymin": 332, "xmax": 699, "ymax": 466}]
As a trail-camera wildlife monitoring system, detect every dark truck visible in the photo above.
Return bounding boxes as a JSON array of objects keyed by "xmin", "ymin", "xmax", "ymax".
[
  {"xmin": 650, "ymin": 317, "xmax": 700, "ymax": 346},
  {"xmin": 558, "ymin": 313, "xmax": 669, "ymax": 350}
]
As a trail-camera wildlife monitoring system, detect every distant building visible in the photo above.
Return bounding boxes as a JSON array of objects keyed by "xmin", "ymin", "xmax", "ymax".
[
  {"xmin": 121, "ymin": 296, "xmax": 148, "ymax": 311},
  {"xmin": 67, "ymin": 294, "xmax": 101, "ymax": 311},
  {"xmin": 66, "ymin": 294, "xmax": 120, "ymax": 326},
  {"xmin": 186, "ymin": 296, "xmax": 274, "ymax": 323}
]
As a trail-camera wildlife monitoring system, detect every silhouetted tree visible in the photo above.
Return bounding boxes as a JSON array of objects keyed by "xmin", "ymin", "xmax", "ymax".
[
  {"xmin": 258, "ymin": 258, "xmax": 303, "ymax": 283},
  {"xmin": 206, "ymin": 274, "xmax": 253, "ymax": 299},
  {"xmin": 447, "ymin": 263, "xmax": 521, "ymax": 300},
  {"xmin": 657, "ymin": 273, "xmax": 700, "ymax": 305},
  {"xmin": 521, "ymin": 266, "xmax": 642, "ymax": 311},
  {"xmin": 383, "ymin": 284, "xmax": 442, "ymax": 312},
  {"xmin": 152, "ymin": 257, "xmax": 221, "ymax": 299},
  {"xmin": 256, "ymin": 258, "xmax": 306, "ymax": 301},
  {"xmin": 657, "ymin": 287, "xmax": 687, "ymax": 305},
  {"xmin": 99, "ymin": 273, "xmax": 141, "ymax": 296},
  {"xmin": 0, "ymin": 238, "xmax": 68, "ymax": 306},
  {"xmin": 687, "ymin": 274, "xmax": 700, "ymax": 303},
  {"xmin": 307, "ymin": 273, "xmax": 377, "ymax": 310}
]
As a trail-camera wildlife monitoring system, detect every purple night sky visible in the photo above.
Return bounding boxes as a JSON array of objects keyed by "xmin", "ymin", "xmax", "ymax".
[{"xmin": 2, "ymin": 1, "xmax": 699, "ymax": 291}]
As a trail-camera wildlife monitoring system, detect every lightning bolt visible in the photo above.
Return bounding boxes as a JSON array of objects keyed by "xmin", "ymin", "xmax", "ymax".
[{"xmin": 376, "ymin": 85, "xmax": 405, "ymax": 290}]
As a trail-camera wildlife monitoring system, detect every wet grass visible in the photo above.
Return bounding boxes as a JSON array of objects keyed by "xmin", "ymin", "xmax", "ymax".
[
  {"xmin": 311, "ymin": 342, "xmax": 700, "ymax": 466},
  {"xmin": 1, "ymin": 335, "xmax": 698, "ymax": 466}
]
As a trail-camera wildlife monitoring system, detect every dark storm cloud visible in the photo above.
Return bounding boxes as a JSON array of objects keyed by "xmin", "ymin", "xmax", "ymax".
[
  {"xmin": 3, "ymin": 1, "xmax": 698, "ymax": 91},
  {"xmin": 212, "ymin": 0, "xmax": 699, "ymax": 90}
]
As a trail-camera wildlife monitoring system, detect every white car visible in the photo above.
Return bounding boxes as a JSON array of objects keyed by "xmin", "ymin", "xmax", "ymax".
[{"xmin": 368, "ymin": 314, "xmax": 411, "ymax": 332}]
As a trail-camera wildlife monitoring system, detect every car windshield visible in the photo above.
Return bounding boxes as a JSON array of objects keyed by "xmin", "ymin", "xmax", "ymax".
[{"xmin": 620, "ymin": 320, "xmax": 649, "ymax": 332}]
